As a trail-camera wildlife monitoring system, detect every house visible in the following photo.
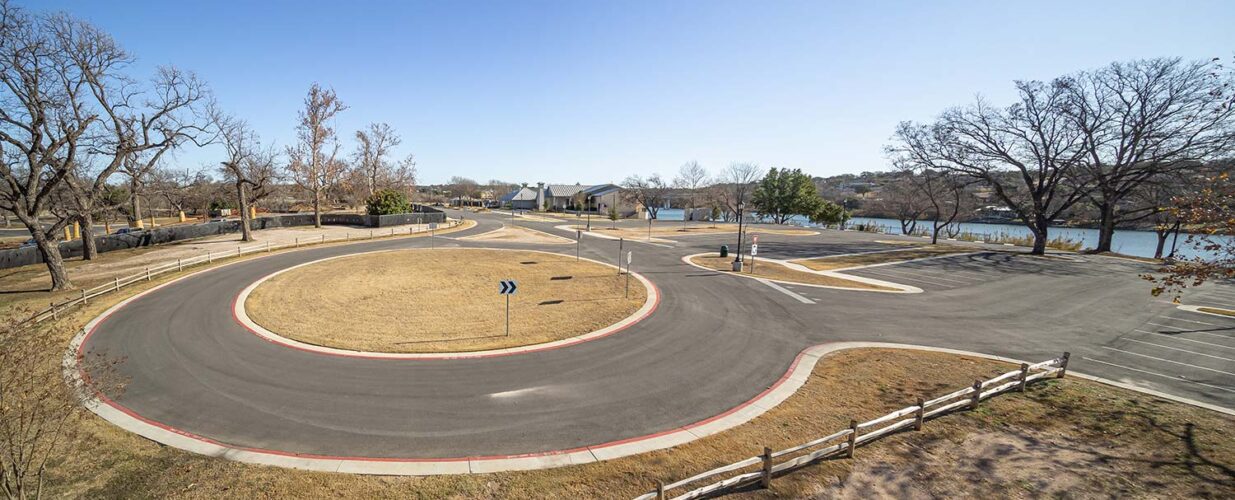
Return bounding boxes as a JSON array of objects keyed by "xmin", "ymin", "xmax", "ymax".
[{"xmin": 498, "ymin": 182, "xmax": 631, "ymax": 214}]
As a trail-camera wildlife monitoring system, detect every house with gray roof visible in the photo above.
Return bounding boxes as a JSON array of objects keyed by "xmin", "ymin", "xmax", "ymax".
[{"xmin": 498, "ymin": 182, "xmax": 630, "ymax": 214}]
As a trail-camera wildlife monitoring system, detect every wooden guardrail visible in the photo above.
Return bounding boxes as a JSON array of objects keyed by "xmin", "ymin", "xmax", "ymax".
[
  {"xmin": 19, "ymin": 219, "xmax": 463, "ymax": 327},
  {"xmin": 635, "ymin": 352, "xmax": 1071, "ymax": 500}
]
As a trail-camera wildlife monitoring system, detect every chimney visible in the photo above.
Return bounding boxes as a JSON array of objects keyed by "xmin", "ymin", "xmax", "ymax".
[{"xmin": 536, "ymin": 182, "xmax": 545, "ymax": 211}]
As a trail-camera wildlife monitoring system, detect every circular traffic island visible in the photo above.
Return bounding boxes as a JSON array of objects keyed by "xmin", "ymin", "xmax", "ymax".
[{"xmin": 244, "ymin": 248, "xmax": 651, "ymax": 353}]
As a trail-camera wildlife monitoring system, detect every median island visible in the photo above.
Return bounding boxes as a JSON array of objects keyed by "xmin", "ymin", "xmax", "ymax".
[
  {"xmin": 688, "ymin": 254, "xmax": 898, "ymax": 291},
  {"xmin": 245, "ymin": 248, "xmax": 648, "ymax": 353}
]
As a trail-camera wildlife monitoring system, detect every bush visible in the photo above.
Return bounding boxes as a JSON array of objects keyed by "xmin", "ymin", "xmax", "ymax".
[{"xmin": 366, "ymin": 189, "xmax": 411, "ymax": 215}]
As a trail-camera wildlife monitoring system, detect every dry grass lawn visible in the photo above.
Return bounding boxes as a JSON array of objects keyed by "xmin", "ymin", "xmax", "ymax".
[
  {"xmin": 794, "ymin": 244, "xmax": 974, "ymax": 271},
  {"xmin": 572, "ymin": 224, "xmax": 816, "ymax": 240},
  {"xmin": 460, "ymin": 224, "xmax": 574, "ymax": 244},
  {"xmin": 689, "ymin": 254, "xmax": 896, "ymax": 291},
  {"xmin": 246, "ymin": 248, "xmax": 647, "ymax": 353},
  {"xmin": 37, "ymin": 348, "xmax": 1234, "ymax": 498}
]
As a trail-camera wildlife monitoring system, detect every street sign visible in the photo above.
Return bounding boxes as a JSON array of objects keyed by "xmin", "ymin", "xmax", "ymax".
[
  {"xmin": 499, "ymin": 279, "xmax": 518, "ymax": 295},
  {"xmin": 753, "ymin": 235, "xmax": 759, "ymax": 244},
  {"xmin": 429, "ymin": 222, "xmax": 439, "ymax": 230},
  {"xmin": 626, "ymin": 250, "xmax": 632, "ymax": 265},
  {"xmin": 751, "ymin": 244, "xmax": 758, "ymax": 256}
]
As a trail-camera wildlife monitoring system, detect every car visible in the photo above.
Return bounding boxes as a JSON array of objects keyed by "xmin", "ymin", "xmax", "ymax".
[
  {"xmin": 208, "ymin": 217, "xmax": 228, "ymax": 223},
  {"xmin": 112, "ymin": 227, "xmax": 144, "ymax": 235}
]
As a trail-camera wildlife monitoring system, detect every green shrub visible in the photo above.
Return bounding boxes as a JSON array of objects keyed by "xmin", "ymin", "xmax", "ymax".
[{"xmin": 366, "ymin": 189, "xmax": 411, "ymax": 215}]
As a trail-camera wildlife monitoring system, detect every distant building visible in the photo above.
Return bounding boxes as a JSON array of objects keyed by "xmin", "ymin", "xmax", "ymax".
[{"xmin": 498, "ymin": 182, "xmax": 629, "ymax": 214}]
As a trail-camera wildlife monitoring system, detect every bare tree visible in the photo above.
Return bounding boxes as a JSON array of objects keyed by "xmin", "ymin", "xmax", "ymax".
[
  {"xmin": 674, "ymin": 160, "xmax": 708, "ymax": 229},
  {"xmin": 287, "ymin": 83, "xmax": 346, "ymax": 228},
  {"xmin": 891, "ymin": 81, "xmax": 1089, "ymax": 255},
  {"xmin": 212, "ymin": 106, "xmax": 276, "ymax": 242},
  {"xmin": 868, "ymin": 175, "xmax": 927, "ymax": 234},
  {"xmin": 448, "ymin": 176, "xmax": 480, "ymax": 206},
  {"xmin": 1060, "ymin": 58, "xmax": 1235, "ymax": 253},
  {"xmin": 908, "ymin": 166, "xmax": 973, "ymax": 244},
  {"xmin": 713, "ymin": 162, "xmax": 764, "ymax": 221},
  {"xmin": 351, "ymin": 122, "xmax": 415, "ymax": 198},
  {"xmin": 1, "ymin": 316, "xmax": 125, "ymax": 500},
  {"xmin": 621, "ymin": 174, "xmax": 671, "ymax": 219}
]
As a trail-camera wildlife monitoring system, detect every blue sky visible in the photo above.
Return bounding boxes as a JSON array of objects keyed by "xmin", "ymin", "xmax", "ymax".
[{"xmin": 31, "ymin": 0, "xmax": 1235, "ymax": 185}]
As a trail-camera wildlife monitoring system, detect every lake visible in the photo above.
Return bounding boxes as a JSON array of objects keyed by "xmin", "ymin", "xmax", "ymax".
[{"xmin": 651, "ymin": 208, "xmax": 1214, "ymax": 259}]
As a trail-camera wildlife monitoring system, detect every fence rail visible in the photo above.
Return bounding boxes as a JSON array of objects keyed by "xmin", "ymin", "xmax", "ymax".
[
  {"xmin": 635, "ymin": 352, "xmax": 1071, "ymax": 500},
  {"xmin": 20, "ymin": 219, "xmax": 462, "ymax": 327}
]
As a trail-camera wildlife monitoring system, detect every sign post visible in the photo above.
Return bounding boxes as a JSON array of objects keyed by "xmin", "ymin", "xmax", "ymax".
[
  {"xmin": 499, "ymin": 279, "xmax": 518, "ymax": 336},
  {"xmin": 617, "ymin": 238, "xmax": 623, "ymax": 275},
  {"xmin": 576, "ymin": 230, "xmax": 581, "ymax": 261},
  {"xmin": 625, "ymin": 251, "xmax": 633, "ymax": 298},
  {"xmin": 429, "ymin": 222, "xmax": 438, "ymax": 249},
  {"xmin": 750, "ymin": 235, "xmax": 759, "ymax": 274}
]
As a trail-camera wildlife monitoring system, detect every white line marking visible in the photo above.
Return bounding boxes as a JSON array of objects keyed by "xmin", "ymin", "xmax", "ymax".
[
  {"xmin": 1158, "ymin": 316, "xmax": 1216, "ymax": 326},
  {"xmin": 1140, "ymin": 328, "xmax": 1235, "ymax": 341},
  {"xmin": 1145, "ymin": 334, "xmax": 1235, "ymax": 351},
  {"xmin": 755, "ymin": 278, "xmax": 815, "ymax": 304},
  {"xmin": 1082, "ymin": 357, "xmax": 1235, "ymax": 394},
  {"xmin": 873, "ymin": 267, "xmax": 974, "ymax": 285},
  {"xmin": 858, "ymin": 269, "xmax": 952, "ymax": 288},
  {"xmin": 1122, "ymin": 339, "xmax": 1235, "ymax": 362},
  {"xmin": 1099, "ymin": 347, "xmax": 1235, "ymax": 377},
  {"xmin": 1145, "ymin": 322, "xmax": 1187, "ymax": 331}
]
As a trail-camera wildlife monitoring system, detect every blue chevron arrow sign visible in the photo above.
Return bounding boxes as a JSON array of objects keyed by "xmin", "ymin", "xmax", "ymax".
[{"xmin": 499, "ymin": 279, "xmax": 518, "ymax": 295}]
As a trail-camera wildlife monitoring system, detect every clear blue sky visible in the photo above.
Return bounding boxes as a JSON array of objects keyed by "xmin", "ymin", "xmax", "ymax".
[{"xmin": 32, "ymin": 0, "xmax": 1235, "ymax": 185}]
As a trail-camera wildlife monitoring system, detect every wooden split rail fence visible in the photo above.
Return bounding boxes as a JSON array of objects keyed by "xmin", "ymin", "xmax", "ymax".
[
  {"xmin": 19, "ymin": 220, "xmax": 462, "ymax": 327},
  {"xmin": 636, "ymin": 352, "xmax": 1071, "ymax": 500}
]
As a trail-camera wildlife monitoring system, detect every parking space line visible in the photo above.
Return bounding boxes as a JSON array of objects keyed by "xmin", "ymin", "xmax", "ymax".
[
  {"xmin": 1123, "ymin": 339, "xmax": 1235, "ymax": 362},
  {"xmin": 1147, "ymin": 334, "xmax": 1235, "ymax": 351},
  {"xmin": 889, "ymin": 266, "xmax": 986, "ymax": 282},
  {"xmin": 754, "ymin": 278, "xmax": 815, "ymax": 304},
  {"xmin": 856, "ymin": 269, "xmax": 952, "ymax": 288},
  {"xmin": 1099, "ymin": 347, "xmax": 1235, "ymax": 377},
  {"xmin": 1082, "ymin": 357, "xmax": 1235, "ymax": 394},
  {"xmin": 1145, "ymin": 322, "xmax": 1187, "ymax": 331},
  {"xmin": 1159, "ymin": 316, "xmax": 1217, "ymax": 326},
  {"xmin": 871, "ymin": 267, "xmax": 973, "ymax": 285}
]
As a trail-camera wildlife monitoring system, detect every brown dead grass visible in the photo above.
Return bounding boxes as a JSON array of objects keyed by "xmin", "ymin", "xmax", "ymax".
[
  {"xmin": 42, "ymin": 348, "xmax": 1235, "ymax": 498},
  {"xmin": 572, "ymin": 224, "xmax": 816, "ymax": 240},
  {"xmin": 460, "ymin": 224, "xmax": 574, "ymax": 245},
  {"xmin": 688, "ymin": 254, "xmax": 896, "ymax": 291},
  {"xmin": 246, "ymin": 248, "xmax": 647, "ymax": 353},
  {"xmin": 794, "ymin": 244, "xmax": 973, "ymax": 271}
]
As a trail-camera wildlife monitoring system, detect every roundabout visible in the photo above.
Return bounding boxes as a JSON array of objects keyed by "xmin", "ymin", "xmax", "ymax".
[
  {"xmin": 68, "ymin": 211, "xmax": 1235, "ymax": 476},
  {"xmin": 241, "ymin": 248, "xmax": 653, "ymax": 355}
]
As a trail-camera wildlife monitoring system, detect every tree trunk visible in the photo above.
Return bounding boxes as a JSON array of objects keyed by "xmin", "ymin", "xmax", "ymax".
[
  {"xmin": 237, "ymin": 182, "xmax": 253, "ymax": 242},
  {"xmin": 313, "ymin": 189, "xmax": 322, "ymax": 228},
  {"xmin": 31, "ymin": 228, "xmax": 72, "ymax": 290},
  {"xmin": 930, "ymin": 220, "xmax": 941, "ymax": 245},
  {"xmin": 1153, "ymin": 230, "xmax": 1168, "ymax": 259},
  {"xmin": 1030, "ymin": 216, "xmax": 1049, "ymax": 255},
  {"xmin": 1094, "ymin": 202, "xmax": 1116, "ymax": 253},
  {"xmin": 79, "ymin": 213, "xmax": 98, "ymax": 260},
  {"xmin": 130, "ymin": 177, "xmax": 143, "ymax": 226},
  {"xmin": 1167, "ymin": 221, "xmax": 1183, "ymax": 260}
]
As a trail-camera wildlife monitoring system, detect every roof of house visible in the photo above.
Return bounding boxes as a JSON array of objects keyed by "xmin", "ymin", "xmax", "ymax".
[
  {"xmin": 582, "ymin": 184, "xmax": 621, "ymax": 196},
  {"xmin": 499, "ymin": 187, "xmax": 537, "ymax": 202},
  {"xmin": 545, "ymin": 184, "xmax": 587, "ymax": 199}
]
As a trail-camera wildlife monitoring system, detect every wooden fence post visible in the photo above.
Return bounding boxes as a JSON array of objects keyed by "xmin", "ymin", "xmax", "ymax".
[
  {"xmin": 81, "ymin": 289, "xmax": 87, "ymax": 306},
  {"xmin": 760, "ymin": 446, "xmax": 773, "ymax": 488},
  {"xmin": 655, "ymin": 480, "xmax": 665, "ymax": 500},
  {"xmin": 113, "ymin": 277, "xmax": 120, "ymax": 291},
  {"xmin": 970, "ymin": 380, "xmax": 982, "ymax": 410},
  {"xmin": 1018, "ymin": 363, "xmax": 1030, "ymax": 392},
  {"xmin": 266, "ymin": 241, "xmax": 271, "ymax": 252},
  {"xmin": 177, "ymin": 258, "xmax": 183, "ymax": 272},
  {"xmin": 914, "ymin": 398, "xmax": 924, "ymax": 431},
  {"xmin": 50, "ymin": 302, "xmax": 57, "ymax": 320},
  {"xmin": 846, "ymin": 420, "xmax": 858, "ymax": 458},
  {"xmin": 207, "ymin": 252, "xmax": 212, "ymax": 263},
  {"xmin": 145, "ymin": 267, "xmax": 151, "ymax": 281},
  {"xmin": 1057, "ymin": 352, "xmax": 1071, "ymax": 378},
  {"xmin": 236, "ymin": 246, "xmax": 242, "ymax": 256}
]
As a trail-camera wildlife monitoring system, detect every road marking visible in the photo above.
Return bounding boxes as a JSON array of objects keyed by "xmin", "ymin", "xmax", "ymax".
[
  {"xmin": 1158, "ymin": 316, "xmax": 1217, "ymax": 326},
  {"xmin": 1099, "ymin": 347, "xmax": 1235, "ymax": 377},
  {"xmin": 1145, "ymin": 322, "xmax": 1187, "ymax": 331},
  {"xmin": 755, "ymin": 278, "xmax": 815, "ymax": 304},
  {"xmin": 1082, "ymin": 357, "xmax": 1235, "ymax": 394},
  {"xmin": 857, "ymin": 269, "xmax": 952, "ymax": 288},
  {"xmin": 882, "ymin": 266, "xmax": 980, "ymax": 284},
  {"xmin": 1122, "ymin": 339, "xmax": 1235, "ymax": 362},
  {"xmin": 1146, "ymin": 334, "xmax": 1235, "ymax": 351},
  {"xmin": 1140, "ymin": 328, "xmax": 1235, "ymax": 341}
]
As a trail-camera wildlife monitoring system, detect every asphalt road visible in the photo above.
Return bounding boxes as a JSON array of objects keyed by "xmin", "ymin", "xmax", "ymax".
[{"xmin": 79, "ymin": 210, "xmax": 1235, "ymax": 461}]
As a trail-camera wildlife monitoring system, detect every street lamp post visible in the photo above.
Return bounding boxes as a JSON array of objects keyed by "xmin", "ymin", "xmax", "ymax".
[{"xmin": 733, "ymin": 202, "xmax": 745, "ymax": 272}]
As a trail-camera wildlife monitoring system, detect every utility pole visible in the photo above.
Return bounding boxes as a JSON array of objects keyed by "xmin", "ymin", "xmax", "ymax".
[{"xmin": 733, "ymin": 202, "xmax": 746, "ymax": 272}]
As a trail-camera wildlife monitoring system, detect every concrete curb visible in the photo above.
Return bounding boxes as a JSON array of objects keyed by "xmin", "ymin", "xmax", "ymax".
[
  {"xmin": 680, "ymin": 252, "xmax": 921, "ymax": 294},
  {"xmin": 233, "ymin": 247, "xmax": 659, "ymax": 359}
]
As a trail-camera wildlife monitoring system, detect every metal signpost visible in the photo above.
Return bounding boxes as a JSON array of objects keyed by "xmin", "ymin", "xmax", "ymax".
[
  {"xmin": 625, "ymin": 251, "xmax": 633, "ymax": 297},
  {"xmin": 750, "ymin": 235, "xmax": 759, "ymax": 273},
  {"xmin": 429, "ymin": 222, "xmax": 438, "ymax": 249},
  {"xmin": 576, "ymin": 230, "xmax": 581, "ymax": 261},
  {"xmin": 499, "ymin": 279, "xmax": 518, "ymax": 336},
  {"xmin": 617, "ymin": 237, "xmax": 624, "ymax": 275}
]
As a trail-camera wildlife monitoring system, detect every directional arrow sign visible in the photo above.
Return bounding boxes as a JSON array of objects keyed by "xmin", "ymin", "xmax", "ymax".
[
  {"xmin": 499, "ymin": 279, "xmax": 518, "ymax": 295},
  {"xmin": 751, "ymin": 244, "xmax": 758, "ymax": 256}
]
